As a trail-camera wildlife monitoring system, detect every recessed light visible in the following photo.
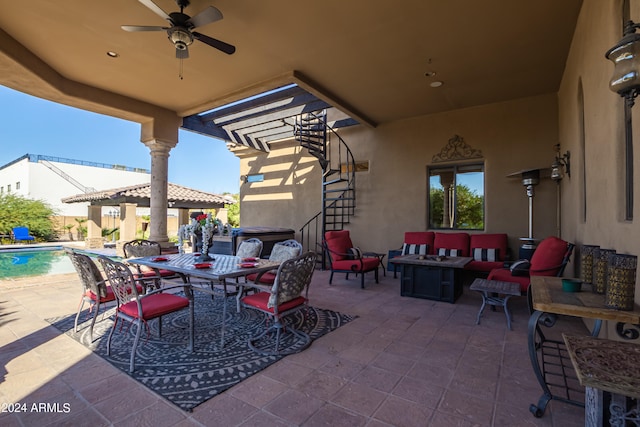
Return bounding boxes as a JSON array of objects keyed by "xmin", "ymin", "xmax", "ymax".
[
  {"xmin": 106, "ymin": 51, "xmax": 119, "ymax": 58},
  {"xmin": 430, "ymin": 81, "xmax": 443, "ymax": 88}
]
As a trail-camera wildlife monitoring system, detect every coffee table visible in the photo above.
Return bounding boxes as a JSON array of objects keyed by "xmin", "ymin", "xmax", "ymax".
[
  {"xmin": 470, "ymin": 278, "xmax": 521, "ymax": 330},
  {"xmin": 390, "ymin": 254, "xmax": 472, "ymax": 303}
]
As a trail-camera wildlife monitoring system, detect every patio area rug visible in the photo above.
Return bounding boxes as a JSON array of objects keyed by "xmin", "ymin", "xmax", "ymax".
[{"xmin": 47, "ymin": 291, "xmax": 355, "ymax": 411}]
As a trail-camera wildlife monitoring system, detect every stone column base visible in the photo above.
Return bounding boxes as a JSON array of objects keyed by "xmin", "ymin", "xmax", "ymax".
[{"xmin": 85, "ymin": 238, "xmax": 104, "ymax": 249}]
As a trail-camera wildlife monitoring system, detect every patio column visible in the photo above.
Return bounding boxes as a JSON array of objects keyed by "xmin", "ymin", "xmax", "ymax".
[
  {"xmin": 118, "ymin": 202, "xmax": 137, "ymax": 248},
  {"xmin": 85, "ymin": 205, "xmax": 103, "ymax": 249},
  {"xmin": 143, "ymin": 138, "xmax": 177, "ymax": 247}
]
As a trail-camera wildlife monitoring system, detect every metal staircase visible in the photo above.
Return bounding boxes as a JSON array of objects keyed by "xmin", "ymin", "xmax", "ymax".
[
  {"xmin": 39, "ymin": 159, "xmax": 97, "ymax": 193},
  {"xmin": 296, "ymin": 110, "xmax": 356, "ymax": 265}
]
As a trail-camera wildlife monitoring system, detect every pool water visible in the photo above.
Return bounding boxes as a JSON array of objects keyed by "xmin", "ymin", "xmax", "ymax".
[{"xmin": 0, "ymin": 247, "xmax": 76, "ymax": 279}]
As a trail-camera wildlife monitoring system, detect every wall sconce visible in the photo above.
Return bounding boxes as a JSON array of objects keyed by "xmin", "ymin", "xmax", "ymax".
[
  {"xmin": 551, "ymin": 144, "xmax": 570, "ymax": 181},
  {"xmin": 606, "ymin": 20, "xmax": 640, "ymax": 103},
  {"xmin": 605, "ymin": 20, "xmax": 640, "ymax": 220}
]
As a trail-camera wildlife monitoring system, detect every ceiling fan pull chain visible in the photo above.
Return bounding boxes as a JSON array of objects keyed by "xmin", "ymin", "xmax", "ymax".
[{"xmin": 179, "ymin": 58, "xmax": 184, "ymax": 80}]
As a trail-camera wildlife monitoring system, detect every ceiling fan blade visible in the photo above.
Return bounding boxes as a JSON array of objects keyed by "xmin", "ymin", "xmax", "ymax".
[
  {"xmin": 138, "ymin": 0, "xmax": 171, "ymax": 22},
  {"xmin": 187, "ymin": 6, "xmax": 223, "ymax": 29},
  {"xmin": 176, "ymin": 46, "xmax": 189, "ymax": 59},
  {"xmin": 193, "ymin": 32, "xmax": 236, "ymax": 55},
  {"xmin": 121, "ymin": 25, "xmax": 167, "ymax": 32}
]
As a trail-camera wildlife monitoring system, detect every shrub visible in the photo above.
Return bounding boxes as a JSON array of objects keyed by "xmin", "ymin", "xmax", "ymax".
[{"xmin": 0, "ymin": 193, "xmax": 58, "ymax": 241}]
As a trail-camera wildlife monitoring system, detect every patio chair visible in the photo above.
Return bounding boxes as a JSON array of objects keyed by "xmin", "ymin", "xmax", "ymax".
[
  {"xmin": 65, "ymin": 248, "xmax": 118, "ymax": 341},
  {"xmin": 11, "ymin": 226, "xmax": 35, "ymax": 243},
  {"xmin": 234, "ymin": 239, "xmax": 304, "ymax": 312},
  {"xmin": 487, "ymin": 236, "xmax": 575, "ymax": 294},
  {"xmin": 97, "ymin": 255, "xmax": 192, "ymax": 373},
  {"xmin": 235, "ymin": 237, "xmax": 263, "ymax": 259},
  {"xmin": 323, "ymin": 230, "xmax": 380, "ymax": 289},
  {"xmin": 240, "ymin": 251, "xmax": 316, "ymax": 356},
  {"xmin": 245, "ymin": 239, "xmax": 303, "ymax": 285},
  {"xmin": 123, "ymin": 239, "xmax": 179, "ymax": 290}
]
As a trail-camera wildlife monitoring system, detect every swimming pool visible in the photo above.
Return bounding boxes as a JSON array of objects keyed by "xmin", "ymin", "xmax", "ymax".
[{"xmin": 0, "ymin": 247, "xmax": 75, "ymax": 279}]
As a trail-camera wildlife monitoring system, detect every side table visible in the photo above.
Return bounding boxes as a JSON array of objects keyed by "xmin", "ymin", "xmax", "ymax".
[
  {"xmin": 363, "ymin": 252, "xmax": 386, "ymax": 277},
  {"xmin": 564, "ymin": 333, "xmax": 640, "ymax": 426},
  {"xmin": 470, "ymin": 278, "xmax": 521, "ymax": 330}
]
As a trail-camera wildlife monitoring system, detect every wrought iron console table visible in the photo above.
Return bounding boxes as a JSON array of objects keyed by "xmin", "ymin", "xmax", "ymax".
[{"xmin": 528, "ymin": 276, "xmax": 640, "ymax": 418}]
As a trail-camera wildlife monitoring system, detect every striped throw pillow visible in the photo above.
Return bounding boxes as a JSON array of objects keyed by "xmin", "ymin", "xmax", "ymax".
[
  {"xmin": 438, "ymin": 248, "xmax": 459, "ymax": 256},
  {"xmin": 473, "ymin": 248, "xmax": 499, "ymax": 262},
  {"xmin": 402, "ymin": 243, "xmax": 429, "ymax": 256}
]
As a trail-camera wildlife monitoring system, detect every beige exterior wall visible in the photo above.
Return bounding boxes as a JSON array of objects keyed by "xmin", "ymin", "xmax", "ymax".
[
  {"xmin": 239, "ymin": 93, "xmax": 560, "ymax": 255},
  {"xmin": 556, "ymin": 0, "xmax": 640, "ymax": 333},
  {"xmin": 237, "ymin": 0, "xmax": 640, "ymax": 322}
]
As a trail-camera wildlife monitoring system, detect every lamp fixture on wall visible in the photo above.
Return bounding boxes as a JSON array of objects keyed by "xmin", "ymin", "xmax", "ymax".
[
  {"xmin": 605, "ymin": 19, "xmax": 639, "ymax": 220},
  {"xmin": 606, "ymin": 20, "xmax": 640, "ymax": 103},
  {"xmin": 550, "ymin": 144, "xmax": 570, "ymax": 181}
]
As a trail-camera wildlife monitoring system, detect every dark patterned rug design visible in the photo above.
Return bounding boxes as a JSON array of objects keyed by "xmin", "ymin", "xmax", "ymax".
[{"xmin": 47, "ymin": 291, "xmax": 355, "ymax": 411}]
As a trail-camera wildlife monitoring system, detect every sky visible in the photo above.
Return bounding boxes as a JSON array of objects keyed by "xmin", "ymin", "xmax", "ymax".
[{"xmin": 0, "ymin": 85, "xmax": 240, "ymax": 195}]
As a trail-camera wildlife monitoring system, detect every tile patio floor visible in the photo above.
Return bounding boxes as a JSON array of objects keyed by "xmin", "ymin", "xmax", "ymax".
[{"xmin": 0, "ymin": 265, "xmax": 587, "ymax": 426}]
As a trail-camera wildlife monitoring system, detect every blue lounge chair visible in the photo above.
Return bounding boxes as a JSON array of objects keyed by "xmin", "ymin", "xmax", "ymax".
[{"xmin": 12, "ymin": 226, "xmax": 35, "ymax": 243}]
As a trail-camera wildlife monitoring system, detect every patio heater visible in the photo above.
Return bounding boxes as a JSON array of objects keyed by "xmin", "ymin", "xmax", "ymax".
[{"xmin": 508, "ymin": 168, "xmax": 543, "ymax": 260}]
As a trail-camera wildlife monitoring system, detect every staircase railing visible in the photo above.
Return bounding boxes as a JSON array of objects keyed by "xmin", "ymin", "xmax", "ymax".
[
  {"xmin": 296, "ymin": 110, "xmax": 356, "ymax": 268},
  {"xmin": 39, "ymin": 159, "xmax": 97, "ymax": 193}
]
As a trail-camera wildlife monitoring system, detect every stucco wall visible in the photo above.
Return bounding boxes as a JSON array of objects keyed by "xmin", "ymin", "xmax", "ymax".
[
  {"xmin": 558, "ymin": 0, "xmax": 640, "ymax": 310},
  {"xmin": 239, "ymin": 93, "xmax": 561, "ymax": 256}
]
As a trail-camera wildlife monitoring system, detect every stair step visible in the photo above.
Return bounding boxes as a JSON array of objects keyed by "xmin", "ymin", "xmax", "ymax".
[
  {"xmin": 323, "ymin": 178, "xmax": 349, "ymax": 186},
  {"xmin": 323, "ymin": 169, "xmax": 340, "ymax": 177},
  {"xmin": 323, "ymin": 189, "xmax": 351, "ymax": 195}
]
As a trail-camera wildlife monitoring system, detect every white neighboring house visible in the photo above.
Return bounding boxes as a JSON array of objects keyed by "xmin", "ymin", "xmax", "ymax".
[{"xmin": 0, "ymin": 154, "xmax": 151, "ymax": 216}]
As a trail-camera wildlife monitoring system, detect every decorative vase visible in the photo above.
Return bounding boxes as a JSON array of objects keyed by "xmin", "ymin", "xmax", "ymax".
[
  {"xmin": 192, "ymin": 231, "xmax": 213, "ymax": 261},
  {"xmin": 580, "ymin": 245, "xmax": 599, "ymax": 285},
  {"xmin": 191, "ymin": 232, "xmax": 203, "ymax": 253},
  {"xmin": 593, "ymin": 248, "xmax": 615, "ymax": 294},
  {"xmin": 605, "ymin": 253, "xmax": 637, "ymax": 311}
]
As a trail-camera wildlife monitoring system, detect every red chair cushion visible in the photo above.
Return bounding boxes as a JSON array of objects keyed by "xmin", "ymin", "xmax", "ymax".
[
  {"xmin": 487, "ymin": 268, "xmax": 531, "ymax": 293},
  {"xmin": 242, "ymin": 291, "xmax": 306, "ymax": 313},
  {"xmin": 325, "ymin": 230, "xmax": 354, "ymax": 261},
  {"xmin": 331, "ymin": 257, "xmax": 380, "ymax": 272},
  {"xmin": 246, "ymin": 271, "xmax": 276, "ymax": 285},
  {"xmin": 119, "ymin": 293, "xmax": 189, "ymax": 319},
  {"xmin": 530, "ymin": 236, "xmax": 569, "ymax": 276},
  {"xmin": 138, "ymin": 269, "xmax": 176, "ymax": 277},
  {"xmin": 86, "ymin": 286, "xmax": 116, "ymax": 303},
  {"xmin": 434, "ymin": 232, "xmax": 470, "ymax": 257}
]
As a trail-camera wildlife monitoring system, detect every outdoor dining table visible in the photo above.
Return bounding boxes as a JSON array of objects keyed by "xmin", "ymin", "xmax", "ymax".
[{"xmin": 128, "ymin": 253, "xmax": 280, "ymax": 348}]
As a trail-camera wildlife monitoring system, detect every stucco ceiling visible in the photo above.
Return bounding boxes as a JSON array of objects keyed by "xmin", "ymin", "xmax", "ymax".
[{"xmin": 0, "ymin": 0, "xmax": 583, "ymax": 130}]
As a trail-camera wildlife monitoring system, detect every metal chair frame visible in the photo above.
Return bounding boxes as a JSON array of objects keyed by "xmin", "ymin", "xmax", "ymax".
[
  {"xmin": 65, "ymin": 248, "xmax": 113, "ymax": 342},
  {"xmin": 98, "ymin": 255, "xmax": 193, "ymax": 372},
  {"xmin": 240, "ymin": 251, "xmax": 316, "ymax": 356}
]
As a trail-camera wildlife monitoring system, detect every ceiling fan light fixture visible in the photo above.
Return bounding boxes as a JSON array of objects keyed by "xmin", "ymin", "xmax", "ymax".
[{"xmin": 168, "ymin": 28, "xmax": 193, "ymax": 50}]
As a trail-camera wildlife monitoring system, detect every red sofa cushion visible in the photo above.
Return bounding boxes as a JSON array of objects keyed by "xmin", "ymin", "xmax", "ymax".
[
  {"xmin": 325, "ymin": 230, "xmax": 354, "ymax": 261},
  {"xmin": 434, "ymin": 232, "xmax": 470, "ymax": 257},
  {"xmin": 469, "ymin": 233, "xmax": 508, "ymax": 261},
  {"xmin": 403, "ymin": 232, "xmax": 435, "ymax": 255}
]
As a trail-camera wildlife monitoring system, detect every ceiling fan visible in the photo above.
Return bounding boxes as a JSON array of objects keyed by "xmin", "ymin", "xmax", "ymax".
[{"xmin": 122, "ymin": 0, "xmax": 236, "ymax": 59}]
